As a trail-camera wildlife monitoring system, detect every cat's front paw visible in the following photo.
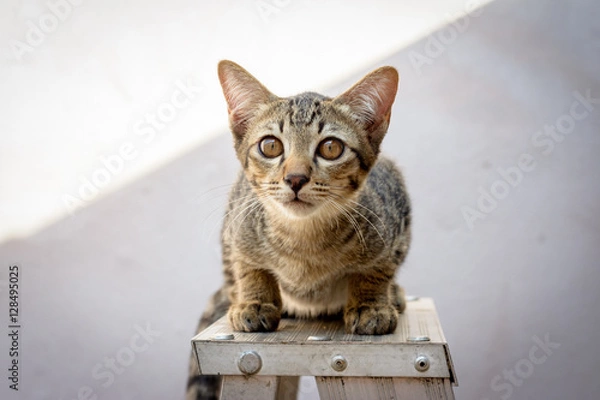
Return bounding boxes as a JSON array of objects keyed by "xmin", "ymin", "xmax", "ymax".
[
  {"xmin": 228, "ymin": 302, "xmax": 281, "ymax": 332},
  {"xmin": 344, "ymin": 304, "xmax": 398, "ymax": 335}
]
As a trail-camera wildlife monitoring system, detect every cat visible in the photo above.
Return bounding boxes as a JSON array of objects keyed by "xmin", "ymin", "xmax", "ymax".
[{"xmin": 186, "ymin": 60, "xmax": 411, "ymax": 400}]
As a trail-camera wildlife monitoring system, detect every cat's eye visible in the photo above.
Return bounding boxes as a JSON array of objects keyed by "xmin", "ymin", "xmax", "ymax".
[
  {"xmin": 259, "ymin": 136, "xmax": 284, "ymax": 158},
  {"xmin": 317, "ymin": 138, "xmax": 344, "ymax": 160}
]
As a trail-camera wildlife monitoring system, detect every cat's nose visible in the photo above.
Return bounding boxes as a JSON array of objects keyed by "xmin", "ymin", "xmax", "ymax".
[{"xmin": 284, "ymin": 174, "xmax": 310, "ymax": 194}]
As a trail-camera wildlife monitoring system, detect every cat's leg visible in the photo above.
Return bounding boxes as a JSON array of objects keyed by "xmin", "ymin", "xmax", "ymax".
[
  {"xmin": 390, "ymin": 282, "xmax": 406, "ymax": 314},
  {"xmin": 228, "ymin": 268, "xmax": 282, "ymax": 332},
  {"xmin": 344, "ymin": 271, "xmax": 398, "ymax": 335},
  {"xmin": 186, "ymin": 287, "xmax": 230, "ymax": 400}
]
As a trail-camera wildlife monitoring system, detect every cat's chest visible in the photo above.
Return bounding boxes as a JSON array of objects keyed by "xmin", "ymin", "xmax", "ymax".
[
  {"xmin": 272, "ymin": 255, "xmax": 350, "ymax": 315},
  {"xmin": 261, "ymin": 223, "xmax": 364, "ymax": 284},
  {"xmin": 269, "ymin": 251, "xmax": 350, "ymax": 291},
  {"xmin": 265, "ymin": 221, "xmax": 358, "ymax": 260}
]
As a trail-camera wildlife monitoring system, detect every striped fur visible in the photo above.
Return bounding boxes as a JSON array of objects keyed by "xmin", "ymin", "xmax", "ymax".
[{"xmin": 187, "ymin": 61, "xmax": 411, "ymax": 399}]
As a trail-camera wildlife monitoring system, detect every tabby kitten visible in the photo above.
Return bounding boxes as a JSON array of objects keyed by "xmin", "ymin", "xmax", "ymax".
[{"xmin": 187, "ymin": 60, "xmax": 411, "ymax": 400}]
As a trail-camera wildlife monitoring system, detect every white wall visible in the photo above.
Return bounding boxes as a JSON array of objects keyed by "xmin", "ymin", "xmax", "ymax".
[
  {"xmin": 1, "ymin": 0, "xmax": 599, "ymax": 399},
  {"xmin": 0, "ymin": 0, "xmax": 485, "ymax": 242}
]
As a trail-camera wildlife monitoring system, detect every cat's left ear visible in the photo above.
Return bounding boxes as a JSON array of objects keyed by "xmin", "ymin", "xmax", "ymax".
[
  {"xmin": 334, "ymin": 66, "xmax": 399, "ymax": 150},
  {"xmin": 218, "ymin": 60, "xmax": 276, "ymax": 140}
]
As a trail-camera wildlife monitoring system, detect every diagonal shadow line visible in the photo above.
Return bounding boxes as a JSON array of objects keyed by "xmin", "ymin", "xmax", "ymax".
[{"xmin": 1, "ymin": 0, "xmax": 598, "ymax": 257}]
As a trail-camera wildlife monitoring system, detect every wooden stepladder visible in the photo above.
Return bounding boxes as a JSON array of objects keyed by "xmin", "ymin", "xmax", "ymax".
[{"xmin": 191, "ymin": 297, "xmax": 457, "ymax": 399}]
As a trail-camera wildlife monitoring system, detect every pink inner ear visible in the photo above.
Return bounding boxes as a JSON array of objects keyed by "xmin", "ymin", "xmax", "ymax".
[
  {"xmin": 339, "ymin": 67, "xmax": 399, "ymax": 129},
  {"xmin": 225, "ymin": 85, "xmax": 253, "ymax": 127},
  {"xmin": 221, "ymin": 75, "xmax": 255, "ymax": 125},
  {"xmin": 218, "ymin": 61, "xmax": 274, "ymax": 136}
]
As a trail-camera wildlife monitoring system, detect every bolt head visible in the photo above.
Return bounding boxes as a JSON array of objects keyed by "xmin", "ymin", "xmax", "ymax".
[{"xmin": 238, "ymin": 351, "xmax": 262, "ymax": 375}]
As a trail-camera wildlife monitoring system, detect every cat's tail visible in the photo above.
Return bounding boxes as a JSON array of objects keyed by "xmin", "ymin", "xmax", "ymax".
[{"xmin": 186, "ymin": 287, "xmax": 230, "ymax": 400}]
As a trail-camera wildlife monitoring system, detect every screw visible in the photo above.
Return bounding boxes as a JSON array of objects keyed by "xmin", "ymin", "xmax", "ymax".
[
  {"xmin": 308, "ymin": 335, "xmax": 331, "ymax": 341},
  {"xmin": 238, "ymin": 351, "xmax": 262, "ymax": 375},
  {"xmin": 211, "ymin": 333, "xmax": 234, "ymax": 340},
  {"xmin": 408, "ymin": 336, "xmax": 430, "ymax": 342},
  {"xmin": 331, "ymin": 355, "xmax": 348, "ymax": 372},
  {"xmin": 414, "ymin": 355, "xmax": 430, "ymax": 372}
]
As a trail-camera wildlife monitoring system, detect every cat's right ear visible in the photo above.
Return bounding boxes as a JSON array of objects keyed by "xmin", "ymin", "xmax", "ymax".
[
  {"xmin": 334, "ymin": 66, "xmax": 399, "ymax": 151},
  {"xmin": 218, "ymin": 60, "xmax": 275, "ymax": 139}
]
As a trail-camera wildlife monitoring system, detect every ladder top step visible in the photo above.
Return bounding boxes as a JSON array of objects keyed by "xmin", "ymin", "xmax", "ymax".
[
  {"xmin": 194, "ymin": 297, "xmax": 445, "ymax": 345},
  {"xmin": 192, "ymin": 297, "xmax": 457, "ymax": 383}
]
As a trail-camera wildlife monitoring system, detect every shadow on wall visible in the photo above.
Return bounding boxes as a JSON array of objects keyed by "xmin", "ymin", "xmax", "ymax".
[{"xmin": 0, "ymin": 131, "xmax": 241, "ymax": 399}]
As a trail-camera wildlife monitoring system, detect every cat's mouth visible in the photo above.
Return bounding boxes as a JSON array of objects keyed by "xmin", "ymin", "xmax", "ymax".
[
  {"xmin": 287, "ymin": 198, "xmax": 311, "ymax": 206},
  {"xmin": 282, "ymin": 197, "xmax": 314, "ymax": 213}
]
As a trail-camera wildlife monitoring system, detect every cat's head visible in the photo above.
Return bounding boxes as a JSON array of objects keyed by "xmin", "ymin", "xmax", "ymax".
[{"xmin": 218, "ymin": 60, "xmax": 399, "ymax": 219}]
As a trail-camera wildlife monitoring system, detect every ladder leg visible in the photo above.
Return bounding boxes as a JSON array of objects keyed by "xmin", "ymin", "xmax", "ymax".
[
  {"xmin": 276, "ymin": 376, "xmax": 300, "ymax": 400},
  {"xmin": 221, "ymin": 375, "xmax": 280, "ymax": 400},
  {"xmin": 316, "ymin": 377, "xmax": 455, "ymax": 400}
]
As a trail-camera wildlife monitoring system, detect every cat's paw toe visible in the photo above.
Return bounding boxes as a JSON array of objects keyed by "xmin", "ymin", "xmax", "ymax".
[
  {"xmin": 344, "ymin": 304, "xmax": 398, "ymax": 335},
  {"xmin": 228, "ymin": 302, "xmax": 281, "ymax": 332}
]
